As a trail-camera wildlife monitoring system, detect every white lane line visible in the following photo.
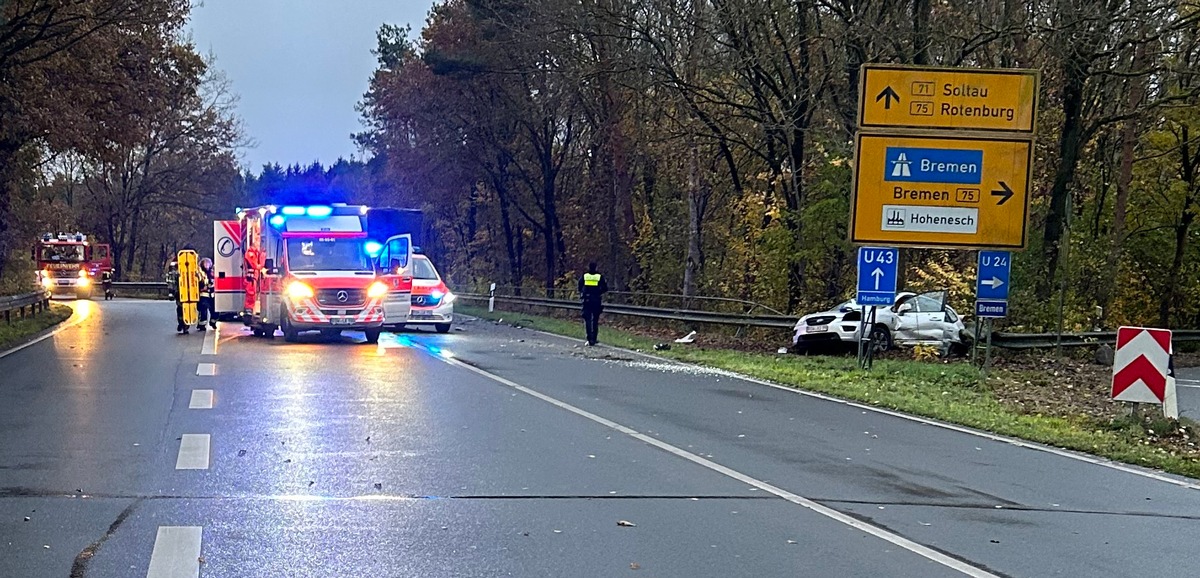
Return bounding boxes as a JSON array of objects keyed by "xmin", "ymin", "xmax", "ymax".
[
  {"xmin": 200, "ymin": 325, "xmax": 218, "ymax": 355},
  {"xmin": 175, "ymin": 434, "xmax": 210, "ymax": 470},
  {"xmin": 146, "ymin": 526, "xmax": 202, "ymax": 578},
  {"xmin": 188, "ymin": 390, "xmax": 214, "ymax": 410},
  {"xmin": 493, "ymin": 320, "xmax": 1200, "ymax": 492},
  {"xmin": 196, "ymin": 363, "xmax": 216, "ymax": 376},
  {"xmin": 431, "ymin": 351, "xmax": 1000, "ymax": 578}
]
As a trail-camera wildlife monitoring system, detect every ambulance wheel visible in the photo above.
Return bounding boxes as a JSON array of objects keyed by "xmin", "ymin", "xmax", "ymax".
[
  {"xmin": 251, "ymin": 327, "xmax": 264, "ymax": 337},
  {"xmin": 281, "ymin": 318, "xmax": 299, "ymax": 342},
  {"xmin": 435, "ymin": 323, "xmax": 451, "ymax": 334},
  {"xmin": 364, "ymin": 329, "xmax": 381, "ymax": 344}
]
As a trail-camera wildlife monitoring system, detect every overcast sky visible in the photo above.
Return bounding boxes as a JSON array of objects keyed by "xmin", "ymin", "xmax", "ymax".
[{"xmin": 188, "ymin": 0, "xmax": 437, "ymax": 172}]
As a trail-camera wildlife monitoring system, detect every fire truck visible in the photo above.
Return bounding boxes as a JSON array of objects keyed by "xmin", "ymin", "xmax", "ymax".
[
  {"xmin": 33, "ymin": 232, "xmax": 112, "ymax": 299},
  {"xmin": 214, "ymin": 204, "xmax": 411, "ymax": 344}
]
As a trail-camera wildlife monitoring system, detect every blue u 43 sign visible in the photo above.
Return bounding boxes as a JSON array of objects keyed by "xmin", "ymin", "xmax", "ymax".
[{"xmin": 857, "ymin": 247, "xmax": 899, "ymax": 306}]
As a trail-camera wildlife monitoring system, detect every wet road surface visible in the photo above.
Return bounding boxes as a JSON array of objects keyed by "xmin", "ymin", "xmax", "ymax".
[{"xmin": 2, "ymin": 299, "xmax": 1200, "ymax": 577}]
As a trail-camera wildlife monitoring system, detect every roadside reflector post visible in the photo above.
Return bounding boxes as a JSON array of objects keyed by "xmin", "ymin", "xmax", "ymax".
[{"xmin": 489, "ymin": 282, "xmax": 497, "ymax": 313}]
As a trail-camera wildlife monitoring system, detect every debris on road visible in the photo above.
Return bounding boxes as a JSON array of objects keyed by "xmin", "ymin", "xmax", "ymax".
[
  {"xmin": 237, "ymin": 449, "xmax": 247, "ymax": 457},
  {"xmin": 630, "ymin": 562, "xmax": 641, "ymax": 570},
  {"xmin": 617, "ymin": 520, "xmax": 636, "ymax": 527},
  {"xmin": 675, "ymin": 331, "xmax": 697, "ymax": 344}
]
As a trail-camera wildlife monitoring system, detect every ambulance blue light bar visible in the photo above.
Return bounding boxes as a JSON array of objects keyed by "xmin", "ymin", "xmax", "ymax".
[
  {"xmin": 281, "ymin": 206, "xmax": 306, "ymax": 216},
  {"xmin": 306, "ymin": 206, "xmax": 333, "ymax": 218},
  {"xmin": 269, "ymin": 215, "xmax": 286, "ymax": 228}
]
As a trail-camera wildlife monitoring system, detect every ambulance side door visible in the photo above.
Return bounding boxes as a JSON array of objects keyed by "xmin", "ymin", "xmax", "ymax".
[{"xmin": 377, "ymin": 234, "xmax": 413, "ymax": 322}]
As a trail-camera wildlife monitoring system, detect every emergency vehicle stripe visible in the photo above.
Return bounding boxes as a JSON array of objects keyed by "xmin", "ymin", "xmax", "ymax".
[
  {"xmin": 214, "ymin": 278, "xmax": 242, "ymax": 291},
  {"xmin": 220, "ymin": 221, "xmax": 242, "ymax": 248}
]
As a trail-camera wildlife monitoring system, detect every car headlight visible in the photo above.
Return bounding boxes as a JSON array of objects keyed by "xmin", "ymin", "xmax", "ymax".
[
  {"xmin": 442, "ymin": 291, "xmax": 455, "ymax": 305},
  {"xmin": 77, "ymin": 276, "xmax": 90, "ymax": 287},
  {"xmin": 286, "ymin": 281, "xmax": 314, "ymax": 299},
  {"xmin": 78, "ymin": 270, "xmax": 89, "ymax": 278},
  {"xmin": 367, "ymin": 281, "xmax": 388, "ymax": 299},
  {"xmin": 41, "ymin": 276, "xmax": 54, "ymax": 288}
]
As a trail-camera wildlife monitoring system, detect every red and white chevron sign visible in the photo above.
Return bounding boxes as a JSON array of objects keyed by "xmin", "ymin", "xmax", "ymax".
[{"xmin": 1111, "ymin": 327, "xmax": 1172, "ymax": 404}]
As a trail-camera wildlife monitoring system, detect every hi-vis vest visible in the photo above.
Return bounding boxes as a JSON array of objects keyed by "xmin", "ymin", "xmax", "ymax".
[{"xmin": 583, "ymin": 273, "xmax": 602, "ymax": 287}]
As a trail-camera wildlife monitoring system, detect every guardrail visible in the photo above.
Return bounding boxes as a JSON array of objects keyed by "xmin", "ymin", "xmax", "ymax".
[
  {"xmin": 460, "ymin": 292, "xmax": 1200, "ymax": 350},
  {"xmin": 111, "ymin": 281, "xmax": 172, "ymax": 297},
  {"xmin": 1, "ymin": 290, "xmax": 52, "ymax": 324}
]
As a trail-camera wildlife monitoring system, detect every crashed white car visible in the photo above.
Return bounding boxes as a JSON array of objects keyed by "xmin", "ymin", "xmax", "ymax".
[{"xmin": 791, "ymin": 291, "xmax": 968, "ymax": 353}]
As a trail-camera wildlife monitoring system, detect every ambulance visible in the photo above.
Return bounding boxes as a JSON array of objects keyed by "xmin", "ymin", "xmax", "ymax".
[{"xmin": 214, "ymin": 204, "xmax": 411, "ymax": 343}]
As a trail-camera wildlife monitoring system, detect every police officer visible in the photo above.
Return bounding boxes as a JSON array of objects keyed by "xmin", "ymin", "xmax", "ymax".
[
  {"xmin": 578, "ymin": 262, "xmax": 608, "ymax": 346},
  {"xmin": 197, "ymin": 257, "xmax": 216, "ymax": 330}
]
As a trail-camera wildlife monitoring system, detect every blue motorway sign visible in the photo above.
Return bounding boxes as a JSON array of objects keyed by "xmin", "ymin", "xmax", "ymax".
[
  {"xmin": 976, "ymin": 250, "xmax": 1011, "ymax": 318},
  {"xmin": 884, "ymin": 147, "xmax": 983, "ymax": 185},
  {"xmin": 857, "ymin": 247, "xmax": 899, "ymax": 306}
]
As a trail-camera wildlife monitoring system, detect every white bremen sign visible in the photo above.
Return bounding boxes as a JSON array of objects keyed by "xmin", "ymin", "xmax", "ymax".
[{"xmin": 880, "ymin": 205, "xmax": 979, "ymax": 234}]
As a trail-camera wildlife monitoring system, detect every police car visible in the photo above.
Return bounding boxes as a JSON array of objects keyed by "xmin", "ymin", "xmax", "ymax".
[{"xmin": 404, "ymin": 255, "xmax": 454, "ymax": 333}]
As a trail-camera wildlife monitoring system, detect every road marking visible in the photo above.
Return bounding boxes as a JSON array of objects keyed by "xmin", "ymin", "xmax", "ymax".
[
  {"xmin": 146, "ymin": 526, "xmax": 202, "ymax": 578},
  {"xmin": 428, "ymin": 349, "xmax": 1000, "ymax": 578},
  {"xmin": 196, "ymin": 363, "xmax": 216, "ymax": 376},
  {"xmin": 0, "ymin": 300, "xmax": 92, "ymax": 360},
  {"xmin": 491, "ymin": 320, "xmax": 1200, "ymax": 492},
  {"xmin": 188, "ymin": 390, "xmax": 214, "ymax": 410},
  {"xmin": 175, "ymin": 434, "xmax": 210, "ymax": 470},
  {"xmin": 201, "ymin": 325, "xmax": 218, "ymax": 355},
  {"xmin": 1176, "ymin": 379, "xmax": 1200, "ymax": 389}
]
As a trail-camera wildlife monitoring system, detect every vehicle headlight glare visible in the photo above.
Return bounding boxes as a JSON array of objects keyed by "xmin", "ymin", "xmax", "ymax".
[
  {"xmin": 286, "ymin": 281, "xmax": 314, "ymax": 299},
  {"xmin": 367, "ymin": 281, "xmax": 388, "ymax": 299}
]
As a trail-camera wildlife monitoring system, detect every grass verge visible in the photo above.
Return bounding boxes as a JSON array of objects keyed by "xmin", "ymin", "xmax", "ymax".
[
  {"xmin": 460, "ymin": 304, "xmax": 1200, "ymax": 480},
  {"xmin": 0, "ymin": 303, "xmax": 73, "ymax": 352}
]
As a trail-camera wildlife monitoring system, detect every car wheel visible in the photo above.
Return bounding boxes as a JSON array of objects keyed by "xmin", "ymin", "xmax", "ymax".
[
  {"xmin": 435, "ymin": 323, "xmax": 451, "ymax": 334},
  {"xmin": 869, "ymin": 325, "xmax": 892, "ymax": 353},
  {"xmin": 364, "ymin": 329, "xmax": 381, "ymax": 344}
]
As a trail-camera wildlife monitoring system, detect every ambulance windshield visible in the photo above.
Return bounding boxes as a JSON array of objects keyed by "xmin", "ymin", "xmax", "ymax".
[
  {"xmin": 39, "ymin": 244, "xmax": 85, "ymax": 262},
  {"xmin": 285, "ymin": 238, "xmax": 371, "ymax": 272}
]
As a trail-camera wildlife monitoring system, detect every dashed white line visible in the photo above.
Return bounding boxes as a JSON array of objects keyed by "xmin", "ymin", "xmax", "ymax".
[
  {"xmin": 146, "ymin": 526, "xmax": 202, "ymax": 578},
  {"xmin": 196, "ymin": 363, "xmax": 216, "ymax": 376},
  {"xmin": 429, "ymin": 349, "xmax": 1001, "ymax": 578},
  {"xmin": 175, "ymin": 434, "xmax": 210, "ymax": 470},
  {"xmin": 188, "ymin": 390, "xmax": 214, "ymax": 410},
  {"xmin": 200, "ymin": 325, "xmax": 218, "ymax": 355}
]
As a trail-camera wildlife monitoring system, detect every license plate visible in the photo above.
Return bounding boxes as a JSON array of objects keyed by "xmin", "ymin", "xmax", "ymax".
[
  {"xmin": 330, "ymin": 317, "xmax": 354, "ymax": 325},
  {"xmin": 806, "ymin": 325, "xmax": 829, "ymax": 333},
  {"xmin": 411, "ymin": 311, "xmax": 434, "ymax": 319}
]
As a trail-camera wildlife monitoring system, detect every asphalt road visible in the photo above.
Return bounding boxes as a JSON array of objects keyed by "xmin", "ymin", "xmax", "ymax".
[
  {"xmin": 3, "ymin": 299, "xmax": 1200, "ymax": 577},
  {"xmin": 1173, "ymin": 367, "xmax": 1200, "ymax": 422}
]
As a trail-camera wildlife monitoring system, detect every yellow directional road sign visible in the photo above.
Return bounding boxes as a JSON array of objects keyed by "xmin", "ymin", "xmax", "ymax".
[
  {"xmin": 850, "ymin": 134, "xmax": 1032, "ymax": 249},
  {"xmin": 859, "ymin": 65, "xmax": 1039, "ymax": 134}
]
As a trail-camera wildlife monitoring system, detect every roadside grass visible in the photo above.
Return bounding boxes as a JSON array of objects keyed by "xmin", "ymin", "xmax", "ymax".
[
  {"xmin": 460, "ymin": 304, "xmax": 1200, "ymax": 480},
  {"xmin": 0, "ymin": 303, "xmax": 73, "ymax": 352}
]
